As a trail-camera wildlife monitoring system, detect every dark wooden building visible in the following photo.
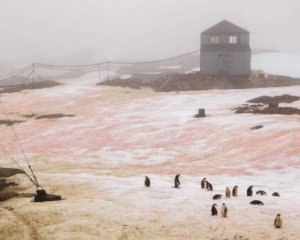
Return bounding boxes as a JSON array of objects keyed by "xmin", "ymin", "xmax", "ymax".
[{"xmin": 200, "ymin": 20, "xmax": 251, "ymax": 76}]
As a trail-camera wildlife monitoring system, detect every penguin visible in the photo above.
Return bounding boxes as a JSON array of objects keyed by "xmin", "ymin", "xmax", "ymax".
[
  {"xmin": 225, "ymin": 187, "xmax": 231, "ymax": 198},
  {"xmin": 232, "ymin": 186, "xmax": 238, "ymax": 196},
  {"xmin": 221, "ymin": 203, "xmax": 228, "ymax": 218},
  {"xmin": 211, "ymin": 203, "xmax": 218, "ymax": 216},
  {"xmin": 274, "ymin": 214, "xmax": 282, "ymax": 229},
  {"xmin": 144, "ymin": 176, "xmax": 150, "ymax": 187},
  {"xmin": 250, "ymin": 200, "xmax": 264, "ymax": 205},
  {"xmin": 256, "ymin": 190, "xmax": 267, "ymax": 196},
  {"xmin": 206, "ymin": 181, "xmax": 213, "ymax": 191},
  {"xmin": 201, "ymin": 178, "xmax": 207, "ymax": 189},
  {"xmin": 272, "ymin": 192, "xmax": 280, "ymax": 197},
  {"xmin": 247, "ymin": 186, "xmax": 253, "ymax": 197},
  {"xmin": 212, "ymin": 194, "xmax": 222, "ymax": 200},
  {"xmin": 174, "ymin": 174, "xmax": 180, "ymax": 188}
]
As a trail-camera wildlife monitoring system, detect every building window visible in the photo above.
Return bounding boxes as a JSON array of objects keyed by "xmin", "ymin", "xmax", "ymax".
[
  {"xmin": 229, "ymin": 35, "xmax": 238, "ymax": 44},
  {"xmin": 210, "ymin": 36, "xmax": 220, "ymax": 44}
]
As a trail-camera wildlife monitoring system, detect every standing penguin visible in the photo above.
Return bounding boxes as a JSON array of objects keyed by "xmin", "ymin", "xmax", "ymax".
[
  {"xmin": 206, "ymin": 181, "xmax": 213, "ymax": 191},
  {"xmin": 144, "ymin": 176, "xmax": 150, "ymax": 187},
  {"xmin": 274, "ymin": 214, "xmax": 282, "ymax": 228},
  {"xmin": 211, "ymin": 203, "xmax": 218, "ymax": 216},
  {"xmin": 225, "ymin": 187, "xmax": 231, "ymax": 198},
  {"xmin": 247, "ymin": 186, "xmax": 253, "ymax": 197},
  {"xmin": 174, "ymin": 174, "xmax": 180, "ymax": 188},
  {"xmin": 201, "ymin": 178, "xmax": 207, "ymax": 189},
  {"xmin": 232, "ymin": 186, "xmax": 238, "ymax": 197},
  {"xmin": 221, "ymin": 203, "xmax": 228, "ymax": 218}
]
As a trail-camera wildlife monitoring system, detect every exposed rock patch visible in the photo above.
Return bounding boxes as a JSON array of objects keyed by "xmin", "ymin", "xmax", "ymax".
[
  {"xmin": 234, "ymin": 94, "xmax": 300, "ymax": 115},
  {"xmin": 23, "ymin": 114, "xmax": 37, "ymax": 118},
  {"xmin": 0, "ymin": 120, "xmax": 25, "ymax": 126},
  {"xmin": 0, "ymin": 81, "xmax": 61, "ymax": 95},
  {"xmin": 0, "ymin": 168, "xmax": 25, "ymax": 201},
  {"xmin": 0, "ymin": 168, "xmax": 25, "ymax": 178},
  {"xmin": 251, "ymin": 125, "xmax": 264, "ymax": 130},
  {"xmin": 0, "ymin": 114, "xmax": 75, "ymax": 126},
  {"xmin": 247, "ymin": 94, "xmax": 300, "ymax": 104},
  {"xmin": 35, "ymin": 113, "xmax": 75, "ymax": 120},
  {"xmin": 235, "ymin": 104, "xmax": 300, "ymax": 115},
  {"xmin": 98, "ymin": 73, "xmax": 300, "ymax": 92}
]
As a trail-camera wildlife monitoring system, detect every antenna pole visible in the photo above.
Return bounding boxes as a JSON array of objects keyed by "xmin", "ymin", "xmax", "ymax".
[
  {"xmin": 98, "ymin": 64, "xmax": 101, "ymax": 82},
  {"xmin": 31, "ymin": 63, "xmax": 35, "ymax": 83},
  {"xmin": 107, "ymin": 61, "xmax": 110, "ymax": 81}
]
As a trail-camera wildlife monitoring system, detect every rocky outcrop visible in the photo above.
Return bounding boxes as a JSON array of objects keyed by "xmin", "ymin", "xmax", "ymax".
[
  {"xmin": 0, "ymin": 168, "xmax": 25, "ymax": 201},
  {"xmin": 0, "ymin": 168, "xmax": 24, "ymax": 178},
  {"xmin": 247, "ymin": 94, "xmax": 300, "ymax": 104},
  {"xmin": 0, "ymin": 81, "xmax": 61, "ymax": 95},
  {"xmin": 98, "ymin": 73, "xmax": 300, "ymax": 92},
  {"xmin": 234, "ymin": 104, "xmax": 300, "ymax": 115},
  {"xmin": 234, "ymin": 94, "xmax": 300, "ymax": 115}
]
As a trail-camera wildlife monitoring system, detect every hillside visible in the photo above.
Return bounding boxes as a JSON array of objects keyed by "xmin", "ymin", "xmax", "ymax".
[{"xmin": 0, "ymin": 75, "xmax": 299, "ymax": 239}]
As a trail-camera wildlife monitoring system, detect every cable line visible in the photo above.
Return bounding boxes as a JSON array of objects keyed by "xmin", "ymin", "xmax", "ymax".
[
  {"xmin": 0, "ymin": 100, "xmax": 41, "ymax": 188},
  {"xmin": 0, "ymin": 142, "xmax": 38, "ymax": 187}
]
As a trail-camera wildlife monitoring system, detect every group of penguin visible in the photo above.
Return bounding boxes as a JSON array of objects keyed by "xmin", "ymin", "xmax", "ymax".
[{"xmin": 144, "ymin": 175, "xmax": 283, "ymax": 229}]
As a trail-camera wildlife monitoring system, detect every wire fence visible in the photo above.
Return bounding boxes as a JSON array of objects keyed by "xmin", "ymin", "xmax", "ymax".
[{"xmin": 0, "ymin": 49, "xmax": 200, "ymax": 82}]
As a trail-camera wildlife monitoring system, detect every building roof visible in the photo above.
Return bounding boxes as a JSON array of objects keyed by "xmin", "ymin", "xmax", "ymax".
[
  {"xmin": 201, "ymin": 44, "xmax": 251, "ymax": 52},
  {"xmin": 202, "ymin": 20, "xmax": 249, "ymax": 34}
]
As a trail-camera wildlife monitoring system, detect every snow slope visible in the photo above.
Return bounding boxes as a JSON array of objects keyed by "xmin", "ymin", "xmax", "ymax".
[{"xmin": 0, "ymin": 76, "xmax": 299, "ymax": 239}]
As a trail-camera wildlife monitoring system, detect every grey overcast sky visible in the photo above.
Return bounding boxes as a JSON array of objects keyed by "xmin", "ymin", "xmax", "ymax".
[{"xmin": 0, "ymin": 0, "xmax": 299, "ymax": 64}]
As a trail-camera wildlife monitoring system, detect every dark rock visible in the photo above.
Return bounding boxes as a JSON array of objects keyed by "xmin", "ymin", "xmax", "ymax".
[
  {"xmin": 0, "ymin": 120, "xmax": 25, "ymax": 126},
  {"xmin": 98, "ymin": 73, "xmax": 300, "ymax": 92},
  {"xmin": 234, "ymin": 103, "xmax": 300, "ymax": 115},
  {"xmin": 247, "ymin": 94, "xmax": 300, "ymax": 104},
  {"xmin": 35, "ymin": 113, "xmax": 75, "ymax": 120},
  {"xmin": 0, "ymin": 81, "xmax": 61, "ymax": 95},
  {"xmin": 0, "ymin": 168, "xmax": 24, "ymax": 201},
  {"xmin": 0, "ymin": 179, "xmax": 10, "ymax": 191},
  {"xmin": 0, "ymin": 168, "xmax": 25, "ymax": 178},
  {"xmin": 235, "ymin": 94, "xmax": 300, "ymax": 115},
  {"xmin": 251, "ymin": 125, "xmax": 264, "ymax": 130},
  {"xmin": 268, "ymin": 103, "xmax": 279, "ymax": 108},
  {"xmin": 23, "ymin": 113, "xmax": 37, "ymax": 118}
]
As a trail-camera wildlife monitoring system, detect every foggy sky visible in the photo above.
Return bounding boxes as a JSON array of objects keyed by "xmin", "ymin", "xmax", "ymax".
[{"xmin": 1, "ymin": 0, "xmax": 300, "ymax": 65}]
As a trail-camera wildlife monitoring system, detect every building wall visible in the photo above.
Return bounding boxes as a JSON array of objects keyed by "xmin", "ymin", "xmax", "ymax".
[
  {"xmin": 200, "ymin": 51, "xmax": 251, "ymax": 75},
  {"xmin": 201, "ymin": 33, "xmax": 249, "ymax": 45}
]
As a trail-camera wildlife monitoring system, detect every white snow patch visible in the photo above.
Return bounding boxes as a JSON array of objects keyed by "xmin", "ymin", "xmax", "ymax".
[
  {"xmin": 120, "ymin": 74, "xmax": 132, "ymax": 80},
  {"xmin": 97, "ymin": 148, "xmax": 176, "ymax": 165},
  {"xmin": 159, "ymin": 65, "xmax": 182, "ymax": 70}
]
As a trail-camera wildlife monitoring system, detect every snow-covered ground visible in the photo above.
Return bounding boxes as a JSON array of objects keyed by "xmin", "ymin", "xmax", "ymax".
[{"xmin": 0, "ymin": 76, "xmax": 299, "ymax": 239}]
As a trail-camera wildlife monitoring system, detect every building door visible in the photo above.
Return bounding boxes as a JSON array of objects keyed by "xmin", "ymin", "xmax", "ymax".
[{"xmin": 218, "ymin": 54, "xmax": 231, "ymax": 74}]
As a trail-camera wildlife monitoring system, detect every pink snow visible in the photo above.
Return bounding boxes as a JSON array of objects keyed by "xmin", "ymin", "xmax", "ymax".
[{"xmin": 0, "ymin": 79, "xmax": 299, "ymax": 177}]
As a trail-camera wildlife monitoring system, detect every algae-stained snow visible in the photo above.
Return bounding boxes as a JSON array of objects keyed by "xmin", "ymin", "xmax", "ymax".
[{"xmin": 0, "ymin": 76, "xmax": 299, "ymax": 239}]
